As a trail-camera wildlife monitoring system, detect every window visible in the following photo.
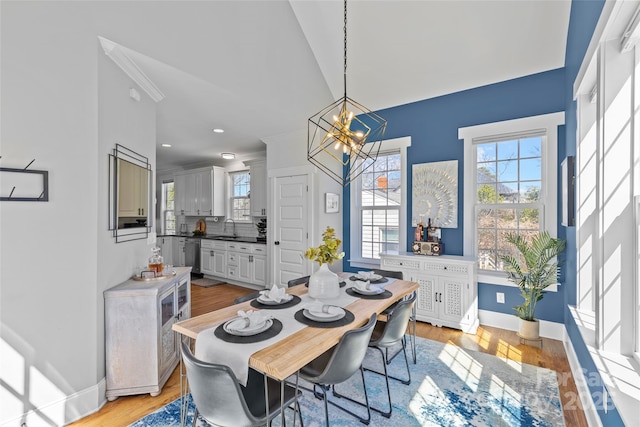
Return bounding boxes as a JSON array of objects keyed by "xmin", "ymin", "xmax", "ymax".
[
  {"xmin": 350, "ymin": 137, "xmax": 410, "ymax": 267},
  {"xmin": 162, "ymin": 181, "xmax": 175, "ymax": 234},
  {"xmin": 230, "ymin": 171, "xmax": 250, "ymax": 221},
  {"xmin": 459, "ymin": 113, "xmax": 563, "ymax": 285}
]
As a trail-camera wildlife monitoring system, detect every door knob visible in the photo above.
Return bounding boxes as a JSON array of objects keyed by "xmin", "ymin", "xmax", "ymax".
[{"xmin": 274, "ymin": 241, "xmax": 280, "ymax": 245}]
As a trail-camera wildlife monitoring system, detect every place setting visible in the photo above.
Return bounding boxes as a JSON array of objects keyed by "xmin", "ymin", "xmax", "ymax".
[
  {"xmin": 294, "ymin": 300, "xmax": 355, "ymax": 328},
  {"xmin": 346, "ymin": 279, "xmax": 393, "ymax": 299},
  {"xmin": 349, "ymin": 270, "xmax": 389, "ymax": 284},
  {"xmin": 214, "ymin": 309, "xmax": 283, "ymax": 343},
  {"xmin": 250, "ymin": 284, "xmax": 301, "ymax": 309}
]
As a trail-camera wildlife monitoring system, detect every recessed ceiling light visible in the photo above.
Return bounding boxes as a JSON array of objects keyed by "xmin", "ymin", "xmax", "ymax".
[
  {"xmin": 161, "ymin": 144, "xmax": 172, "ymax": 148},
  {"xmin": 212, "ymin": 128, "xmax": 225, "ymax": 133},
  {"xmin": 221, "ymin": 153, "xmax": 235, "ymax": 160}
]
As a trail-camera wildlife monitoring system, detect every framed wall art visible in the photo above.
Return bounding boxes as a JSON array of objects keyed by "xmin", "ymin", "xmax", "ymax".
[
  {"xmin": 412, "ymin": 160, "xmax": 458, "ymax": 228},
  {"xmin": 325, "ymin": 192, "xmax": 339, "ymax": 213}
]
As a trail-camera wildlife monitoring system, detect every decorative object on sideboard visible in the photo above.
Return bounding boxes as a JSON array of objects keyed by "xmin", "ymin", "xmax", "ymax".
[
  {"xmin": 0, "ymin": 157, "xmax": 49, "ymax": 202},
  {"xmin": 306, "ymin": 0, "xmax": 387, "ymax": 187},
  {"xmin": 411, "ymin": 160, "xmax": 458, "ymax": 228},
  {"xmin": 499, "ymin": 231, "xmax": 566, "ymax": 340},
  {"xmin": 412, "ymin": 218, "xmax": 444, "ymax": 256},
  {"xmin": 305, "ymin": 226, "xmax": 344, "ymax": 299}
]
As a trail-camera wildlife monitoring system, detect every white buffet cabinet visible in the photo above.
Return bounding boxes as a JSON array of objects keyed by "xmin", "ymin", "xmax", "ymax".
[
  {"xmin": 104, "ymin": 267, "xmax": 191, "ymax": 400},
  {"xmin": 201, "ymin": 239, "xmax": 267, "ymax": 287},
  {"xmin": 380, "ymin": 252, "xmax": 479, "ymax": 334}
]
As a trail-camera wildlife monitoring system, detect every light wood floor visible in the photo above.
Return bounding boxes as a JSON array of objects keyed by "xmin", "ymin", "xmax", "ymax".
[{"xmin": 72, "ymin": 283, "xmax": 588, "ymax": 427}]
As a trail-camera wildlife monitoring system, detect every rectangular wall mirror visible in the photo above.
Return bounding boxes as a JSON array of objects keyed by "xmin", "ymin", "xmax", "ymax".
[{"xmin": 109, "ymin": 144, "xmax": 152, "ymax": 242}]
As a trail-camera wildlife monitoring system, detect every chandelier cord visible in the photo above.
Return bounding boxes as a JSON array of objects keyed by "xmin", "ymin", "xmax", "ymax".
[{"xmin": 343, "ymin": 0, "xmax": 348, "ymax": 100}]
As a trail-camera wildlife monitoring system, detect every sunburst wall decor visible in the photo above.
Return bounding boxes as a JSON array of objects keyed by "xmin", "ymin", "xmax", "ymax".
[{"xmin": 412, "ymin": 160, "xmax": 458, "ymax": 228}]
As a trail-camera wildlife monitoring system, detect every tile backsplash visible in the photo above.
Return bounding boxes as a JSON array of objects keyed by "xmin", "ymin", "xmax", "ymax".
[{"xmin": 174, "ymin": 216, "xmax": 262, "ymax": 238}]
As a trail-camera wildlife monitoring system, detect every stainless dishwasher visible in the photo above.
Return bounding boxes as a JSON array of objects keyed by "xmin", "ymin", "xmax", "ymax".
[{"xmin": 185, "ymin": 238, "xmax": 201, "ymax": 274}]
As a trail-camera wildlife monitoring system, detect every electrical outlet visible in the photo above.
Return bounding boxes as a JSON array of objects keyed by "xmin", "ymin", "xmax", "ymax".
[{"xmin": 496, "ymin": 292, "xmax": 505, "ymax": 304}]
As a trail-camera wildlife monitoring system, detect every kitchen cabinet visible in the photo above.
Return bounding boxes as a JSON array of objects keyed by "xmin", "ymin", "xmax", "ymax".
[
  {"xmin": 159, "ymin": 236, "xmax": 174, "ymax": 266},
  {"xmin": 176, "ymin": 237, "xmax": 186, "ymax": 267},
  {"xmin": 227, "ymin": 242, "xmax": 266, "ymax": 286},
  {"xmin": 200, "ymin": 239, "xmax": 267, "ymax": 287},
  {"xmin": 117, "ymin": 158, "xmax": 148, "ymax": 218},
  {"xmin": 201, "ymin": 239, "xmax": 227, "ymax": 277},
  {"xmin": 246, "ymin": 159, "xmax": 267, "ymax": 217},
  {"xmin": 104, "ymin": 267, "xmax": 191, "ymax": 400},
  {"xmin": 174, "ymin": 166, "xmax": 225, "ymax": 216},
  {"xmin": 380, "ymin": 252, "xmax": 478, "ymax": 334}
]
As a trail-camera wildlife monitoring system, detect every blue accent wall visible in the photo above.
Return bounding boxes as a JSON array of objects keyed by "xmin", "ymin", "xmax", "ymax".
[
  {"xmin": 343, "ymin": 68, "xmax": 566, "ymax": 321},
  {"xmin": 344, "ymin": 1, "xmax": 624, "ymax": 425}
]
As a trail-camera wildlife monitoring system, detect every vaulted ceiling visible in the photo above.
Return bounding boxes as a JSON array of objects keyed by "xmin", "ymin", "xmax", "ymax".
[{"xmin": 107, "ymin": 1, "xmax": 572, "ymax": 172}]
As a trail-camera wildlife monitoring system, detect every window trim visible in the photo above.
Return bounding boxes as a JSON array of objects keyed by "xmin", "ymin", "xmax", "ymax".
[
  {"xmin": 227, "ymin": 170, "xmax": 252, "ymax": 223},
  {"xmin": 459, "ymin": 112, "xmax": 564, "ymax": 286},
  {"xmin": 349, "ymin": 136, "xmax": 411, "ymax": 268},
  {"xmin": 161, "ymin": 180, "xmax": 175, "ymax": 234}
]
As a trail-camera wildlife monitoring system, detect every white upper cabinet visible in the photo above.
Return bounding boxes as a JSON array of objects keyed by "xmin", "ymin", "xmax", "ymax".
[
  {"xmin": 174, "ymin": 166, "xmax": 225, "ymax": 217},
  {"xmin": 246, "ymin": 159, "xmax": 267, "ymax": 217}
]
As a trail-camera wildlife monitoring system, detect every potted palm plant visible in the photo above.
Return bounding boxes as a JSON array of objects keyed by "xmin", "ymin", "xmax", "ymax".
[{"xmin": 499, "ymin": 231, "xmax": 565, "ymax": 340}]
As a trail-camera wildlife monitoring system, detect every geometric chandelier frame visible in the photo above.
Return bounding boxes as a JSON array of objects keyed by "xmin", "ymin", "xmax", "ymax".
[{"xmin": 307, "ymin": 0, "xmax": 387, "ymax": 187}]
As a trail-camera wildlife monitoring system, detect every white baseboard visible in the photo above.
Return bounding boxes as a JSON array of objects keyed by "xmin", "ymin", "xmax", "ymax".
[
  {"xmin": 562, "ymin": 335, "xmax": 603, "ymax": 427},
  {"xmin": 1, "ymin": 378, "xmax": 106, "ymax": 427},
  {"xmin": 478, "ymin": 309, "xmax": 565, "ymax": 340}
]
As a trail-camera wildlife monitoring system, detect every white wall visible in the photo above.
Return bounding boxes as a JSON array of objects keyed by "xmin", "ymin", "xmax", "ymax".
[
  {"xmin": 264, "ymin": 128, "xmax": 342, "ymax": 271},
  {"xmin": 1, "ymin": 3, "xmax": 156, "ymax": 425}
]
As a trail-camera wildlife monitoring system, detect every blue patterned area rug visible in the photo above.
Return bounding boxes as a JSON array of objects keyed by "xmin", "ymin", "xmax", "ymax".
[{"xmin": 130, "ymin": 337, "xmax": 564, "ymax": 427}]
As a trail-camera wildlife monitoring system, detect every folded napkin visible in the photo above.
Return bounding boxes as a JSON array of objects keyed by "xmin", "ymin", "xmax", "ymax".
[
  {"xmin": 259, "ymin": 284, "xmax": 290, "ymax": 303},
  {"xmin": 305, "ymin": 301, "xmax": 342, "ymax": 316},
  {"xmin": 226, "ymin": 310, "xmax": 271, "ymax": 331},
  {"xmin": 357, "ymin": 270, "xmax": 379, "ymax": 280},
  {"xmin": 353, "ymin": 280, "xmax": 373, "ymax": 292}
]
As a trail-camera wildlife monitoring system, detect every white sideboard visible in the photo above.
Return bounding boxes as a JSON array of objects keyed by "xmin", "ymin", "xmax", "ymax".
[
  {"xmin": 104, "ymin": 267, "xmax": 191, "ymax": 400},
  {"xmin": 380, "ymin": 252, "xmax": 479, "ymax": 334}
]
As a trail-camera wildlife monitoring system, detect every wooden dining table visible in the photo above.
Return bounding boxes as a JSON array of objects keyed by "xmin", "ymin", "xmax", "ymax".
[{"xmin": 172, "ymin": 274, "xmax": 418, "ymax": 425}]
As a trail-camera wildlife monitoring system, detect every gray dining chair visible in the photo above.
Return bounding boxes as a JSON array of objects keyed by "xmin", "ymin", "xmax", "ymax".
[
  {"xmin": 233, "ymin": 291, "xmax": 261, "ymax": 305},
  {"xmin": 296, "ymin": 314, "xmax": 377, "ymax": 426},
  {"xmin": 372, "ymin": 268, "xmax": 417, "ymax": 364},
  {"xmin": 181, "ymin": 341, "xmax": 303, "ymax": 427},
  {"xmin": 287, "ymin": 275, "xmax": 310, "ymax": 287},
  {"xmin": 334, "ymin": 292, "xmax": 416, "ymax": 418}
]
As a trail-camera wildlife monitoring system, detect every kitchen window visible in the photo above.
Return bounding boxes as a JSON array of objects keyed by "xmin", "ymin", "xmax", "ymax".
[
  {"xmin": 162, "ymin": 181, "xmax": 175, "ymax": 233},
  {"xmin": 459, "ymin": 112, "xmax": 563, "ymax": 286},
  {"xmin": 230, "ymin": 171, "xmax": 250, "ymax": 221},
  {"xmin": 349, "ymin": 137, "xmax": 410, "ymax": 267}
]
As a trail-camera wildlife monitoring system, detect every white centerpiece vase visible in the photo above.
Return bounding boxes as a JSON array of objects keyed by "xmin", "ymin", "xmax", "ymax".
[{"xmin": 308, "ymin": 263, "xmax": 340, "ymax": 299}]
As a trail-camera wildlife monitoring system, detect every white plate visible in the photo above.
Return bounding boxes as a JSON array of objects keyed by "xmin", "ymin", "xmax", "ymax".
[
  {"xmin": 352, "ymin": 286, "xmax": 383, "ymax": 295},
  {"xmin": 257, "ymin": 294, "xmax": 293, "ymax": 305},
  {"xmin": 356, "ymin": 273, "xmax": 382, "ymax": 281},
  {"xmin": 303, "ymin": 307, "xmax": 345, "ymax": 322},
  {"xmin": 223, "ymin": 317, "xmax": 273, "ymax": 336}
]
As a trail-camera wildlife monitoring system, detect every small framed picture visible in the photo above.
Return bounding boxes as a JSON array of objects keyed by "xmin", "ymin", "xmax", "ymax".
[{"xmin": 325, "ymin": 192, "xmax": 339, "ymax": 213}]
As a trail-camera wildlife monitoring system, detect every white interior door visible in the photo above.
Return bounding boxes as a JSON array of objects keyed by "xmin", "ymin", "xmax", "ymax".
[{"xmin": 272, "ymin": 174, "xmax": 309, "ymax": 287}]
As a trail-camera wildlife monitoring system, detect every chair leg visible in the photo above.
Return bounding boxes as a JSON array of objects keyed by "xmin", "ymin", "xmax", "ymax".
[
  {"xmin": 334, "ymin": 356, "xmax": 395, "ymax": 418},
  {"xmin": 191, "ymin": 408, "xmax": 199, "ymax": 427},
  {"xmin": 301, "ymin": 369, "xmax": 371, "ymax": 425}
]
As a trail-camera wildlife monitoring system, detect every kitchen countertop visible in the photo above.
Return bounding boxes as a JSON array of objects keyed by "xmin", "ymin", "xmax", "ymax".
[{"xmin": 158, "ymin": 234, "xmax": 266, "ymax": 244}]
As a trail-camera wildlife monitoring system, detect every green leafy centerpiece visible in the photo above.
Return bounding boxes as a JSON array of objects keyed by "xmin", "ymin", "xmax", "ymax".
[{"xmin": 305, "ymin": 226, "xmax": 345, "ymax": 299}]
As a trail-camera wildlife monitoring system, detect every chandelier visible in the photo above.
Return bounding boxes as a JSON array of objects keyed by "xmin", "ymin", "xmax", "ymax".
[{"xmin": 307, "ymin": 0, "xmax": 387, "ymax": 187}]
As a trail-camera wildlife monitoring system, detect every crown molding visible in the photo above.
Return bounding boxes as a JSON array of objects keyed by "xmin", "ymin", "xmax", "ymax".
[{"xmin": 98, "ymin": 36, "xmax": 165, "ymax": 103}]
